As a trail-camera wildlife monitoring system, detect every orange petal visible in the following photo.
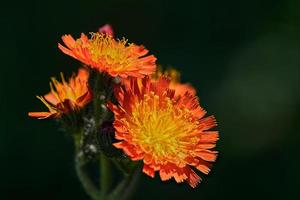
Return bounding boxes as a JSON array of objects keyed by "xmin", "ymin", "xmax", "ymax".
[
  {"xmin": 28, "ymin": 112, "xmax": 56, "ymax": 119},
  {"xmin": 199, "ymin": 116, "xmax": 217, "ymax": 130},
  {"xmin": 200, "ymin": 131, "xmax": 219, "ymax": 143},
  {"xmin": 44, "ymin": 93, "xmax": 59, "ymax": 105},
  {"xmin": 196, "ymin": 150, "xmax": 218, "ymax": 162},
  {"xmin": 143, "ymin": 164, "xmax": 155, "ymax": 178}
]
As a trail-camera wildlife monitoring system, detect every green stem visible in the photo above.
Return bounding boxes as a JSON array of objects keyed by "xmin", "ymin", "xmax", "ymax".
[
  {"xmin": 109, "ymin": 166, "xmax": 141, "ymax": 200},
  {"xmin": 100, "ymin": 154, "xmax": 111, "ymax": 196},
  {"xmin": 75, "ymin": 156, "xmax": 101, "ymax": 200},
  {"xmin": 111, "ymin": 159, "xmax": 130, "ymax": 176},
  {"xmin": 120, "ymin": 166, "xmax": 141, "ymax": 200},
  {"xmin": 75, "ymin": 147, "xmax": 139, "ymax": 200}
]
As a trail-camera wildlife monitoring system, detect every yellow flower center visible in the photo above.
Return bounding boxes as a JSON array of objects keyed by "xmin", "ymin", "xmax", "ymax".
[
  {"xmin": 86, "ymin": 33, "xmax": 138, "ymax": 71},
  {"xmin": 50, "ymin": 73, "xmax": 78, "ymax": 103},
  {"xmin": 129, "ymin": 92, "xmax": 199, "ymax": 165}
]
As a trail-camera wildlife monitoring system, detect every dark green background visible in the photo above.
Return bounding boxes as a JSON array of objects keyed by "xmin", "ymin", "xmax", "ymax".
[{"xmin": 1, "ymin": 0, "xmax": 300, "ymax": 199}]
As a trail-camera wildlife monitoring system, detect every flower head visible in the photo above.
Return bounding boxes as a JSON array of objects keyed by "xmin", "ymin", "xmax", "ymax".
[
  {"xmin": 58, "ymin": 32, "xmax": 157, "ymax": 78},
  {"xmin": 153, "ymin": 67, "xmax": 196, "ymax": 96},
  {"xmin": 28, "ymin": 68, "xmax": 92, "ymax": 119},
  {"xmin": 108, "ymin": 76, "xmax": 218, "ymax": 187}
]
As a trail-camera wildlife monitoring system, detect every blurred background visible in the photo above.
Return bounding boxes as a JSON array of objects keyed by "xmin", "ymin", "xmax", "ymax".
[{"xmin": 1, "ymin": 0, "xmax": 300, "ymax": 199}]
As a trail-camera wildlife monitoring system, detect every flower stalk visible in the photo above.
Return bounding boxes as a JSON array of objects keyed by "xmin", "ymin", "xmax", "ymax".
[
  {"xmin": 74, "ymin": 146, "xmax": 141, "ymax": 200},
  {"xmin": 99, "ymin": 153, "xmax": 111, "ymax": 196},
  {"xmin": 75, "ymin": 155, "xmax": 101, "ymax": 200}
]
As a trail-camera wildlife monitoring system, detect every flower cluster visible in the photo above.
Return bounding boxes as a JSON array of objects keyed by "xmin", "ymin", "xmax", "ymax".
[{"xmin": 29, "ymin": 24, "xmax": 219, "ymax": 188}]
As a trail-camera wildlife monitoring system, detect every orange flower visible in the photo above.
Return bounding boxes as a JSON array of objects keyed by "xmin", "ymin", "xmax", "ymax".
[
  {"xmin": 28, "ymin": 68, "xmax": 92, "ymax": 119},
  {"xmin": 108, "ymin": 76, "xmax": 219, "ymax": 188},
  {"xmin": 58, "ymin": 32, "xmax": 157, "ymax": 78},
  {"xmin": 153, "ymin": 67, "xmax": 196, "ymax": 96}
]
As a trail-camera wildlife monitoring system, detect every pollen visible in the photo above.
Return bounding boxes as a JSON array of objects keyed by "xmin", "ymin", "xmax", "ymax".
[
  {"xmin": 130, "ymin": 92, "xmax": 198, "ymax": 166},
  {"xmin": 88, "ymin": 33, "xmax": 141, "ymax": 72},
  {"xmin": 88, "ymin": 33, "xmax": 129, "ymax": 61}
]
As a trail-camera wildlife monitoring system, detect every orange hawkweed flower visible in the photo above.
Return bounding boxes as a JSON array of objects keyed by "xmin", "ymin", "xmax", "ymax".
[
  {"xmin": 28, "ymin": 68, "xmax": 92, "ymax": 119},
  {"xmin": 153, "ymin": 67, "xmax": 196, "ymax": 96},
  {"xmin": 58, "ymin": 32, "xmax": 157, "ymax": 78},
  {"xmin": 108, "ymin": 76, "xmax": 219, "ymax": 188}
]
